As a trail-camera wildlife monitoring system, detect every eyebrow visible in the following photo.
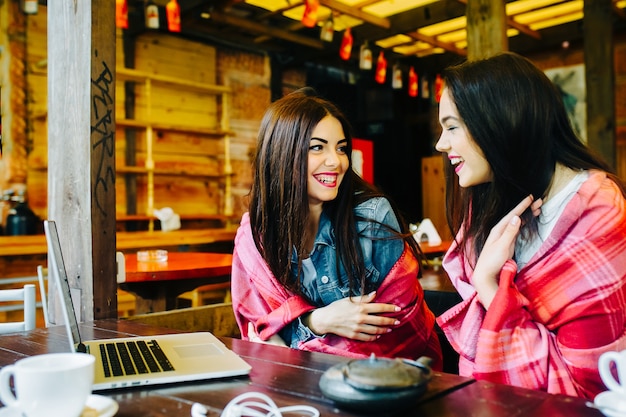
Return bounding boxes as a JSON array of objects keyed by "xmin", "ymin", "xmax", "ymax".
[
  {"xmin": 310, "ymin": 137, "xmax": 348, "ymax": 144},
  {"xmin": 440, "ymin": 116, "xmax": 459, "ymax": 124}
]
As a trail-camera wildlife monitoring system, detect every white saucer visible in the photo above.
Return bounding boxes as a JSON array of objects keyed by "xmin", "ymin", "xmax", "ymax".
[
  {"xmin": 594, "ymin": 391, "xmax": 626, "ymax": 417},
  {"xmin": 0, "ymin": 394, "xmax": 118, "ymax": 417}
]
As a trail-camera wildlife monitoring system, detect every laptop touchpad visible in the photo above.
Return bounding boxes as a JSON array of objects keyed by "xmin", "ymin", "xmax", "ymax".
[{"xmin": 174, "ymin": 343, "xmax": 223, "ymax": 358}]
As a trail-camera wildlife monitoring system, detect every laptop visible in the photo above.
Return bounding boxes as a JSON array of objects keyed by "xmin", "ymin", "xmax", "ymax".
[{"xmin": 43, "ymin": 220, "xmax": 251, "ymax": 391}]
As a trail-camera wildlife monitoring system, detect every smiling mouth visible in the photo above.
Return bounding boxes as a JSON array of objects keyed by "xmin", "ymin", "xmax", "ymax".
[
  {"xmin": 450, "ymin": 156, "xmax": 464, "ymax": 166},
  {"xmin": 314, "ymin": 174, "xmax": 338, "ymax": 186}
]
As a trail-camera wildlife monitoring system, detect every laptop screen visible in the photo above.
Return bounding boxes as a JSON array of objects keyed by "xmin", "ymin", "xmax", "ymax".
[{"xmin": 44, "ymin": 220, "xmax": 87, "ymax": 353}]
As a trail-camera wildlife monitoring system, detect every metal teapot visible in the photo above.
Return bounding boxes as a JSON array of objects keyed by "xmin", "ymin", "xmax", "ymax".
[{"xmin": 319, "ymin": 354, "xmax": 433, "ymax": 413}]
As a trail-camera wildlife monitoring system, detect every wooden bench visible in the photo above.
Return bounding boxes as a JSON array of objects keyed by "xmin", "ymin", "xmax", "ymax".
[{"xmin": 125, "ymin": 302, "xmax": 240, "ymax": 338}]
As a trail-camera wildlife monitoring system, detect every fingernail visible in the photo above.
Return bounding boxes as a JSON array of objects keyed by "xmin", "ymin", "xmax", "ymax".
[
  {"xmin": 394, "ymin": 320, "xmax": 400, "ymax": 325},
  {"xmin": 394, "ymin": 306, "xmax": 401, "ymax": 312},
  {"xmin": 387, "ymin": 328, "xmax": 392, "ymax": 333},
  {"xmin": 368, "ymin": 291, "xmax": 376, "ymax": 296},
  {"xmin": 511, "ymin": 216, "xmax": 520, "ymax": 225}
]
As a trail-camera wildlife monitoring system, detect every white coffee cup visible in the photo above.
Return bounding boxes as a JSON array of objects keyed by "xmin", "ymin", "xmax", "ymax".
[
  {"xmin": 0, "ymin": 352, "xmax": 95, "ymax": 417},
  {"xmin": 599, "ymin": 350, "xmax": 626, "ymax": 394}
]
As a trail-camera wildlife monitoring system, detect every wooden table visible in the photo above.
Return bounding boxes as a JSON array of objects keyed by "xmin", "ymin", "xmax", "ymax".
[
  {"xmin": 119, "ymin": 252, "xmax": 233, "ymax": 314},
  {"xmin": 0, "ymin": 320, "xmax": 602, "ymax": 417}
]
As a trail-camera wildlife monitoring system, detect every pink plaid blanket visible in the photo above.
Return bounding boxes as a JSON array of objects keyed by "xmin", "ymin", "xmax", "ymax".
[
  {"xmin": 438, "ymin": 170, "xmax": 626, "ymax": 398},
  {"xmin": 232, "ymin": 212, "xmax": 442, "ymax": 369}
]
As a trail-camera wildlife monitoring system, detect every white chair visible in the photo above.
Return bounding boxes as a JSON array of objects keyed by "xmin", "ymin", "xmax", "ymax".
[
  {"xmin": 0, "ymin": 284, "xmax": 36, "ymax": 333},
  {"xmin": 36, "ymin": 265, "xmax": 50, "ymax": 327}
]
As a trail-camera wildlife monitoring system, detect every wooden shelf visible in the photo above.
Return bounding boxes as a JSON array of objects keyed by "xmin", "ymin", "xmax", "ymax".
[
  {"xmin": 116, "ymin": 118, "xmax": 234, "ymax": 136},
  {"xmin": 116, "ymin": 68, "xmax": 231, "ymax": 95},
  {"xmin": 116, "ymin": 165, "xmax": 233, "ymax": 178},
  {"xmin": 116, "ymin": 67, "xmax": 234, "ymax": 227}
]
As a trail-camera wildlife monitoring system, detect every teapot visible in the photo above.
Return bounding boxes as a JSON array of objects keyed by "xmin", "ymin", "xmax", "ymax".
[{"xmin": 318, "ymin": 354, "xmax": 433, "ymax": 413}]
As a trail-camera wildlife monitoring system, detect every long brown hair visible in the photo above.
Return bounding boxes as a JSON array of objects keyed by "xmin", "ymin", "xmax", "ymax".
[{"xmin": 249, "ymin": 88, "xmax": 421, "ymax": 297}]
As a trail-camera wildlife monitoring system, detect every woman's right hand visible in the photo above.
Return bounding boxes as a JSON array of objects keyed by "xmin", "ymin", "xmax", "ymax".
[
  {"xmin": 305, "ymin": 292, "xmax": 400, "ymax": 341},
  {"xmin": 472, "ymin": 195, "xmax": 542, "ymax": 308}
]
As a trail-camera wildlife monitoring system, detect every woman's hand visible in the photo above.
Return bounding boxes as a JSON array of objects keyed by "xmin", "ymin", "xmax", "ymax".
[
  {"xmin": 305, "ymin": 291, "xmax": 400, "ymax": 341},
  {"xmin": 473, "ymin": 195, "xmax": 542, "ymax": 308},
  {"xmin": 247, "ymin": 322, "xmax": 288, "ymax": 347}
]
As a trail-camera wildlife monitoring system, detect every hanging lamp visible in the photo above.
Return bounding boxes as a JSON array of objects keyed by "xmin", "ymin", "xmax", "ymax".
[
  {"xmin": 434, "ymin": 74, "xmax": 444, "ymax": 102},
  {"xmin": 392, "ymin": 64, "xmax": 402, "ymax": 89},
  {"xmin": 421, "ymin": 76, "xmax": 430, "ymax": 99},
  {"xmin": 302, "ymin": 0, "xmax": 320, "ymax": 28},
  {"xmin": 339, "ymin": 27, "xmax": 353, "ymax": 61},
  {"xmin": 146, "ymin": 1, "xmax": 160, "ymax": 29},
  {"xmin": 116, "ymin": 0, "xmax": 129, "ymax": 29},
  {"xmin": 166, "ymin": 0, "xmax": 181, "ymax": 32},
  {"xmin": 22, "ymin": 0, "xmax": 38, "ymax": 14},
  {"xmin": 359, "ymin": 42, "xmax": 372, "ymax": 70},
  {"xmin": 408, "ymin": 67, "xmax": 418, "ymax": 97},
  {"xmin": 375, "ymin": 51, "xmax": 387, "ymax": 84},
  {"xmin": 320, "ymin": 16, "xmax": 334, "ymax": 42}
]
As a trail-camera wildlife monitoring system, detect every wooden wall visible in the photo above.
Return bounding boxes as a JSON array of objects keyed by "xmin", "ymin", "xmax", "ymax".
[{"xmin": 5, "ymin": 6, "xmax": 282, "ymax": 226}]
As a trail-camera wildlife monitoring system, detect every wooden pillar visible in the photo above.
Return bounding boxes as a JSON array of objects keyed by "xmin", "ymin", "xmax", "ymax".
[
  {"xmin": 466, "ymin": 0, "xmax": 508, "ymax": 61},
  {"xmin": 47, "ymin": 1, "xmax": 117, "ymax": 322},
  {"xmin": 584, "ymin": 0, "xmax": 615, "ymax": 169}
]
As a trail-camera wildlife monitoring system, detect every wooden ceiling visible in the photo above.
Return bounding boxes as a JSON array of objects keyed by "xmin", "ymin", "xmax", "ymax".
[{"xmin": 127, "ymin": 0, "xmax": 626, "ymax": 68}]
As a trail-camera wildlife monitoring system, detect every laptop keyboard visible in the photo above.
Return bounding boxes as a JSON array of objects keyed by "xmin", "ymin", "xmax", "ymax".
[{"xmin": 99, "ymin": 339, "xmax": 175, "ymax": 378}]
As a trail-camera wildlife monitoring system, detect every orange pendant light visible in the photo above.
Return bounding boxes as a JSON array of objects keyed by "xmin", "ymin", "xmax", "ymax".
[
  {"xmin": 339, "ymin": 27, "xmax": 353, "ymax": 61},
  {"xmin": 434, "ymin": 74, "xmax": 444, "ymax": 102},
  {"xmin": 408, "ymin": 67, "xmax": 418, "ymax": 97},
  {"xmin": 375, "ymin": 51, "xmax": 387, "ymax": 84},
  {"xmin": 302, "ymin": 0, "xmax": 320, "ymax": 28},
  {"xmin": 166, "ymin": 0, "xmax": 181, "ymax": 32},
  {"xmin": 116, "ymin": 0, "xmax": 129, "ymax": 29}
]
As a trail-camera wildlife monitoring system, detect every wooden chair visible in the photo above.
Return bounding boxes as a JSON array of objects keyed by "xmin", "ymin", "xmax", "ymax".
[
  {"xmin": 177, "ymin": 282, "xmax": 231, "ymax": 308},
  {"xmin": 0, "ymin": 284, "xmax": 36, "ymax": 333},
  {"xmin": 36, "ymin": 265, "xmax": 50, "ymax": 327}
]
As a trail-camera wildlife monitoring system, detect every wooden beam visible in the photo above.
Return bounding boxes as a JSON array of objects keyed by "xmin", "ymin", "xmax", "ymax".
[
  {"xmin": 320, "ymin": 0, "xmax": 390, "ymax": 29},
  {"xmin": 408, "ymin": 31, "xmax": 467, "ymax": 56},
  {"xmin": 208, "ymin": 10, "xmax": 325, "ymax": 49}
]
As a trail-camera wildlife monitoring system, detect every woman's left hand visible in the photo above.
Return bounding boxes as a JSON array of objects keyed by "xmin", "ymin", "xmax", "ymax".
[{"xmin": 472, "ymin": 195, "xmax": 542, "ymax": 308}]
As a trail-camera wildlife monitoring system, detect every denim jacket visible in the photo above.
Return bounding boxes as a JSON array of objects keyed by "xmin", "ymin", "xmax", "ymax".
[{"xmin": 281, "ymin": 197, "xmax": 405, "ymax": 347}]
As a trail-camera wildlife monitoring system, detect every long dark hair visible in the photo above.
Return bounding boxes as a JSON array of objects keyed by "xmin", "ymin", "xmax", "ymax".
[
  {"xmin": 249, "ymin": 87, "xmax": 421, "ymax": 296},
  {"xmin": 442, "ymin": 52, "xmax": 625, "ymax": 263}
]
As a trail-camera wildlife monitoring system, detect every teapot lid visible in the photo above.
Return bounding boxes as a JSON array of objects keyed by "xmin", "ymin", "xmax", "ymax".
[{"xmin": 342, "ymin": 354, "xmax": 431, "ymax": 391}]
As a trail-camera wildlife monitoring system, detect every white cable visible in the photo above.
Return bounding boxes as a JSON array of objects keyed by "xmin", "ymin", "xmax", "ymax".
[{"xmin": 190, "ymin": 392, "xmax": 320, "ymax": 417}]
